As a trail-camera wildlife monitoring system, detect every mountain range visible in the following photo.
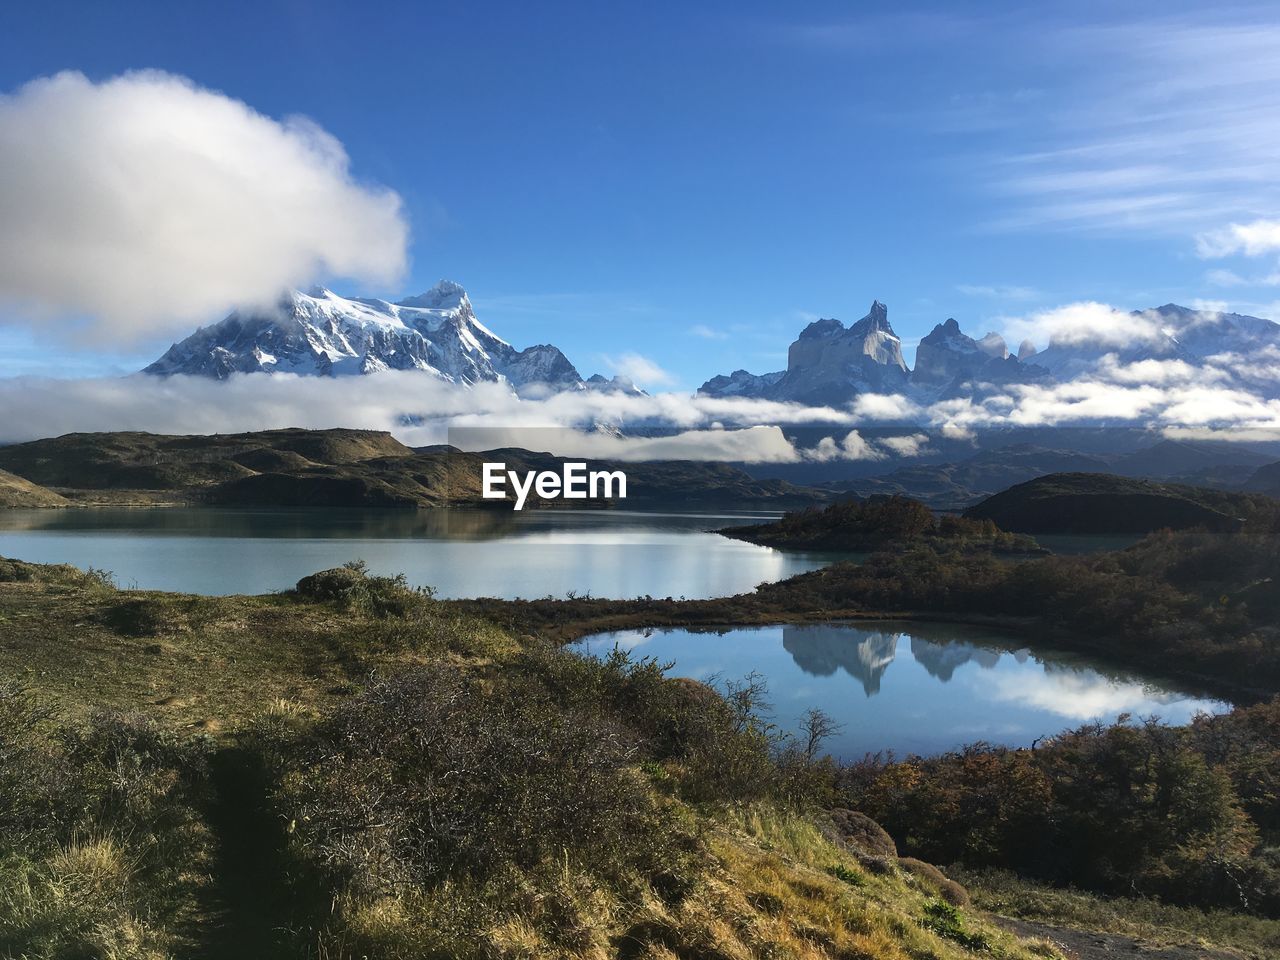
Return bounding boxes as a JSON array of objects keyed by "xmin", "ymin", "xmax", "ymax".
[
  {"xmin": 145, "ymin": 284, "xmax": 1280, "ymax": 421},
  {"xmin": 144, "ymin": 280, "xmax": 641, "ymax": 395},
  {"xmin": 698, "ymin": 300, "xmax": 1280, "ymax": 405}
]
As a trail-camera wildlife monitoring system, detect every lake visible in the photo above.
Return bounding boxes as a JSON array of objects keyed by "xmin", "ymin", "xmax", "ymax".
[
  {"xmin": 577, "ymin": 622, "xmax": 1230, "ymax": 757},
  {"xmin": 0, "ymin": 507, "xmax": 839, "ymax": 599}
]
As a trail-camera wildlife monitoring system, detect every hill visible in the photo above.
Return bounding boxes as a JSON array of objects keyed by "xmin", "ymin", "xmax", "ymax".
[
  {"xmin": 0, "ymin": 556, "xmax": 1059, "ymax": 960},
  {"xmin": 0, "ymin": 430, "xmax": 830, "ymax": 509},
  {"xmin": 0, "ymin": 468, "xmax": 69, "ymax": 507},
  {"xmin": 720, "ymin": 495, "xmax": 1042, "ymax": 554},
  {"xmin": 1245, "ymin": 461, "xmax": 1280, "ymax": 496},
  {"xmin": 830, "ymin": 444, "xmax": 1111, "ymax": 509},
  {"xmin": 964, "ymin": 472, "xmax": 1276, "ymax": 534}
]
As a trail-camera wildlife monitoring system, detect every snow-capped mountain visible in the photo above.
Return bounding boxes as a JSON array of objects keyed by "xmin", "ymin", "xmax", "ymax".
[
  {"xmin": 698, "ymin": 300, "xmax": 1280, "ymax": 405},
  {"xmin": 912, "ymin": 318, "xmax": 1049, "ymax": 399},
  {"xmin": 698, "ymin": 301, "xmax": 912, "ymax": 405},
  {"xmin": 144, "ymin": 281, "xmax": 584, "ymax": 391},
  {"xmin": 698, "ymin": 300, "xmax": 1037, "ymax": 404},
  {"xmin": 1029, "ymin": 304, "xmax": 1280, "ymax": 381}
]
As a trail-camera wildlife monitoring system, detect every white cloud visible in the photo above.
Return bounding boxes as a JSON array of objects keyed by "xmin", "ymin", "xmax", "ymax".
[
  {"xmin": 878, "ymin": 433, "xmax": 930, "ymax": 457},
  {"xmin": 0, "ymin": 71, "xmax": 407, "ymax": 342},
  {"xmin": 849, "ymin": 393, "xmax": 922, "ymax": 421},
  {"xmin": 689, "ymin": 324, "xmax": 728, "ymax": 340},
  {"xmin": 1093, "ymin": 355, "xmax": 1229, "ymax": 386},
  {"xmin": 1197, "ymin": 219, "xmax": 1280, "ymax": 258},
  {"xmin": 804, "ymin": 430, "xmax": 885, "ymax": 463},
  {"xmin": 1205, "ymin": 264, "xmax": 1280, "ymax": 288},
  {"xmin": 1001, "ymin": 301, "xmax": 1159, "ymax": 349},
  {"xmin": 956, "ymin": 284, "xmax": 1039, "ymax": 300},
  {"xmin": 0, "ymin": 372, "xmax": 863, "ymax": 461},
  {"xmin": 602, "ymin": 352, "xmax": 675, "ymax": 387}
]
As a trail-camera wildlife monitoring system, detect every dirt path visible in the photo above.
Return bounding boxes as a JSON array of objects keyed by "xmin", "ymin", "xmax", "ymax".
[
  {"xmin": 192, "ymin": 748, "xmax": 307, "ymax": 959},
  {"xmin": 995, "ymin": 916, "xmax": 1243, "ymax": 960}
]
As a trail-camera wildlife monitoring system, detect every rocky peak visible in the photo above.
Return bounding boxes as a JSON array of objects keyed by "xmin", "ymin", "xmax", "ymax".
[
  {"xmin": 396, "ymin": 279, "xmax": 470, "ymax": 312},
  {"xmin": 797, "ymin": 317, "xmax": 846, "ymax": 340}
]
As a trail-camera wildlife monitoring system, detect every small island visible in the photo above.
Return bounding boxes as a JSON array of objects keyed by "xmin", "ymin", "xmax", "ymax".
[{"xmin": 720, "ymin": 494, "xmax": 1045, "ymax": 554}]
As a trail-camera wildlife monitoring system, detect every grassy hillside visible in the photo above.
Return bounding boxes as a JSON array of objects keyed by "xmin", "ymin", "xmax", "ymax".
[
  {"xmin": 0, "ymin": 468, "xmax": 68, "ymax": 507},
  {"xmin": 964, "ymin": 472, "xmax": 1276, "ymax": 534},
  {"xmin": 0, "ymin": 430, "xmax": 830, "ymax": 509},
  {"xmin": 0, "ymin": 557, "xmax": 1061, "ymax": 960}
]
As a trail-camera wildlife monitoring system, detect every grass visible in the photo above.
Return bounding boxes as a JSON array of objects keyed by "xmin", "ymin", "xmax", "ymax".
[
  {"xmin": 956, "ymin": 866, "xmax": 1280, "ymax": 960},
  {"xmin": 0, "ymin": 556, "xmax": 1079, "ymax": 959},
  {"xmin": 0, "ymin": 559, "xmax": 514, "ymax": 732}
]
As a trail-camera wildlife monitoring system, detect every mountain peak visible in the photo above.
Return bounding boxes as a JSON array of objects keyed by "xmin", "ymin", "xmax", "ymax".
[
  {"xmin": 396, "ymin": 279, "xmax": 469, "ymax": 311},
  {"xmin": 143, "ymin": 281, "xmax": 582, "ymax": 390},
  {"xmin": 847, "ymin": 300, "xmax": 894, "ymax": 337},
  {"xmin": 797, "ymin": 317, "xmax": 846, "ymax": 340}
]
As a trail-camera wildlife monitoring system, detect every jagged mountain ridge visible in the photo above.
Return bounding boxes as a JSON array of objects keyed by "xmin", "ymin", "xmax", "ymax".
[
  {"xmin": 698, "ymin": 300, "xmax": 1280, "ymax": 404},
  {"xmin": 145, "ymin": 280, "xmax": 627, "ymax": 393}
]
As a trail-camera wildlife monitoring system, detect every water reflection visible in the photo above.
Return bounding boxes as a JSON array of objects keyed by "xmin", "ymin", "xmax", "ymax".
[
  {"xmin": 0, "ymin": 507, "xmax": 835, "ymax": 599},
  {"xmin": 783, "ymin": 625, "xmax": 899, "ymax": 695},
  {"xmin": 579, "ymin": 622, "xmax": 1229, "ymax": 757}
]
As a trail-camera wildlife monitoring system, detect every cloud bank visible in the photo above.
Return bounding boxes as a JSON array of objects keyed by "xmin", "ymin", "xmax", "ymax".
[
  {"xmin": 1000, "ymin": 301, "xmax": 1159, "ymax": 350},
  {"xmin": 2, "ymin": 344, "xmax": 1279, "ymax": 464},
  {"xmin": 0, "ymin": 71, "xmax": 407, "ymax": 342}
]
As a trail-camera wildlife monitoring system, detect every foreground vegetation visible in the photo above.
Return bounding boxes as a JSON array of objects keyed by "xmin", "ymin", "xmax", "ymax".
[
  {"xmin": 4, "ymin": 494, "xmax": 1280, "ymax": 958},
  {"xmin": 1, "ymin": 557, "xmax": 1067, "ymax": 959}
]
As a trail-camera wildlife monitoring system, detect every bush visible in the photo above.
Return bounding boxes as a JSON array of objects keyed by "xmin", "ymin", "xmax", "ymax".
[
  {"xmin": 511, "ymin": 643, "xmax": 782, "ymax": 805},
  {"xmin": 295, "ymin": 560, "xmax": 434, "ymax": 617},
  {"xmin": 841, "ymin": 717, "xmax": 1268, "ymax": 913},
  {"xmin": 267, "ymin": 663, "xmax": 689, "ymax": 897},
  {"xmin": 828, "ymin": 808, "xmax": 897, "ymax": 859},
  {"xmin": 899, "ymin": 857, "xmax": 970, "ymax": 906}
]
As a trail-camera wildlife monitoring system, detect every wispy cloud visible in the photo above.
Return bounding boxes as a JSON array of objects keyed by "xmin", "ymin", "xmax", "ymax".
[
  {"xmin": 956, "ymin": 284, "xmax": 1039, "ymax": 301},
  {"xmin": 971, "ymin": 13, "xmax": 1280, "ymax": 239},
  {"xmin": 689, "ymin": 324, "xmax": 728, "ymax": 340},
  {"xmin": 601, "ymin": 352, "xmax": 676, "ymax": 387}
]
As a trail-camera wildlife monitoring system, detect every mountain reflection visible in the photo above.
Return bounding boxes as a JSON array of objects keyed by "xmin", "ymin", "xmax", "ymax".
[
  {"xmin": 782, "ymin": 623, "xmax": 1012, "ymax": 695},
  {"xmin": 582, "ymin": 622, "xmax": 1229, "ymax": 757},
  {"xmin": 783, "ymin": 625, "xmax": 901, "ymax": 695},
  {"xmin": 910, "ymin": 637, "xmax": 1000, "ymax": 682}
]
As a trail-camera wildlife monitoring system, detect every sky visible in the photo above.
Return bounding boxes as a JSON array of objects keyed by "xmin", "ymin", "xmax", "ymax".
[{"xmin": 5, "ymin": 0, "xmax": 1280, "ymax": 392}]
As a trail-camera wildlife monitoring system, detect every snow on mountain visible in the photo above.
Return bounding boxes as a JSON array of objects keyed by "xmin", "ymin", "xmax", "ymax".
[
  {"xmin": 1027, "ymin": 304, "xmax": 1280, "ymax": 381},
  {"xmin": 912, "ymin": 318, "xmax": 1048, "ymax": 399},
  {"xmin": 745, "ymin": 301, "xmax": 911, "ymax": 405},
  {"xmin": 144, "ymin": 281, "xmax": 584, "ymax": 392},
  {"xmin": 698, "ymin": 300, "xmax": 1280, "ymax": 406}
]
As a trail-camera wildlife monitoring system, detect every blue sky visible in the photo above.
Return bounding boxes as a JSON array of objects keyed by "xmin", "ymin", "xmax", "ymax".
[{"xmin": 4, "ymin": 0, "xmax": 1280, "ymax": 388}]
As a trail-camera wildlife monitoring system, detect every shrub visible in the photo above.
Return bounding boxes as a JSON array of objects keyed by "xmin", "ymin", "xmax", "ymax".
[
  {"xmin": 899, "ymin": 857, "xmax": 970, "ymax": 906},
  {"xmin": 842, "ymin": 717, "xmax": 1266, "ymax": 913},
  {"xmin": 295, "ymin": 560, "xmax": 434, "ymax": 617},
  {"xmin": 828, "ymin": 809, "xmax": 897, "ymax": 859},
  {"xmin": 267, "ymin": 663, "xmax": 689, "ymax": 898}
]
